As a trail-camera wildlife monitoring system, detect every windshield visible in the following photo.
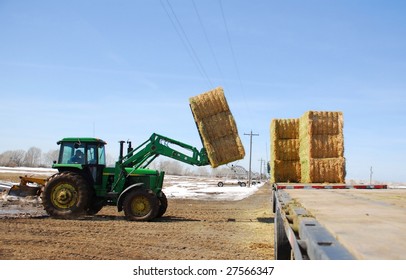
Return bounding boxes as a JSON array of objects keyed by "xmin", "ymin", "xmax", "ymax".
[{"xmin": 58, "ymin": 142, "xmax": 106, "ymax": 165}]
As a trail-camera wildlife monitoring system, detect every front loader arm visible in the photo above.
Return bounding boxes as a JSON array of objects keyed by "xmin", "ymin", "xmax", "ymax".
[
  {"xmin": 111, "ymin": 133, "xmax": 209, "ymax": 192},
  {"xmin": 121, "ymin": 133, "xmax": 210, "ymax": 169}
]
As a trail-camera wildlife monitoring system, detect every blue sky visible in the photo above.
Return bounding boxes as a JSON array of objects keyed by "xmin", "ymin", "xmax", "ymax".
[{"xmin": 1, "ymin": 0, "xmax": 405, "ymax": 182}]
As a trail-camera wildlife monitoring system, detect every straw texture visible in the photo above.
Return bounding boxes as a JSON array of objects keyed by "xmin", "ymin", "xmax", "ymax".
[
  {"xmin": 300, "ymin": 158, "xmax": 346, "ymax": 183},
  {"xmin": 299, "ymin": 111, "xmax": 345, "ymax": 183},
  {"xmin": 270, "ymin": 111, "xmax": 346, "ymax": 183},
  {"xmin": 270, "ymin": 119, "xmax": 300, "ymax": 182},
  {"xmin": 190, "ymin": 87, "xmax": 245, "ymax": 168}
]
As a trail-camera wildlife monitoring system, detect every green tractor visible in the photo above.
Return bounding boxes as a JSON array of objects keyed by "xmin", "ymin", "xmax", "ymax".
[{"xmin": 13, "ymin": 133, "xmax": 209, "ymax": 221}]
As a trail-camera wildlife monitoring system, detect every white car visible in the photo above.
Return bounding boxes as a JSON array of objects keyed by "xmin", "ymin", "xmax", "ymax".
[{"xmin": 217, "ymin": 180, "xmax": 247, "ymax": 187}]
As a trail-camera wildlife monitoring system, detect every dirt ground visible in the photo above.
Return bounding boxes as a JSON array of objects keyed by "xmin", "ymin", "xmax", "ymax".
[{"xmin": 0, "ymin": 178, "xmax": 274, "ymax": 260}]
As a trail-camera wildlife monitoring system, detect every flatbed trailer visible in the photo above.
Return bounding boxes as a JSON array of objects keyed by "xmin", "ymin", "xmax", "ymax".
[{"xmin": 272, "ymin": 183, "xmax": 406, "ymax": 260}]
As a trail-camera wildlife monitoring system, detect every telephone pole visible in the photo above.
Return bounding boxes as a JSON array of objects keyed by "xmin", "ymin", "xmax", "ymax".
[{"xmin": 244, "ymin": 130, "xmax": 259, "ymax": 187}]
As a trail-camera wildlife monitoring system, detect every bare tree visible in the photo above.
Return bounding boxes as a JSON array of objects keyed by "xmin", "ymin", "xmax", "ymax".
[
  {"xmin": 42, "ymin": 149, "xmax": 59, "ymax": 167},
  {"xmin": 157, "ymin": 160, "xmax": 184, "ymax": 175},
  {"xmin": 0, "ymin": 150, "xmax": 26, "ymax": 167},
  {"xmin": 196, "ymin": 166, "xmax": 210, "ymax": 177},
  {"xmin": 23, "ymin": 147, "xmax": 42, "ymax": 167},
  {"xmin": 106, "ymin": 153, "xmax": 116, "ymax": 166}
]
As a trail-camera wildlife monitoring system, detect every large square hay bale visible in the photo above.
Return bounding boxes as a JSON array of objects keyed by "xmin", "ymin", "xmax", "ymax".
[
  {"xmin": 270, "ymin": 118, "xmax": 300, "ymax": 182},
  {"xmin": 270, "ymin": 160, "xmax": 301, "ymax": 183},
  {"xmin": 190, "ymin": 87, "xmax": 245, "ymax": 168},
  {"xmin": 271, "ymin": 118, "xmax": 299, "ymax": 139},
  {"xmin": 299, "ymin": 110, "xmax": 346, "ymax": 183},
  {"xmin": 299, "ymin": 134, "xmax": 344, "ymax": 159},
  {"xmin": 271, "ymin": 119, "xmax": 300, "ymax": 161},
  {"xmin": 300, "ymin": 158, "xmax": 346, "ymax": 183},
  {"xmin": 299, "ymin": 111, "xmax": 343, "ymax": 136},
  {"xmin": 272, "ymin": 139, "xmax": 300, "ymax": 161}
]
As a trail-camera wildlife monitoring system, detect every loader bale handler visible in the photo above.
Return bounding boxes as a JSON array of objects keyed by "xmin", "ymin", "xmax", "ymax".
[{"xmin": 5, "ymin": 88, "xmax": 245, "ymax": 221}]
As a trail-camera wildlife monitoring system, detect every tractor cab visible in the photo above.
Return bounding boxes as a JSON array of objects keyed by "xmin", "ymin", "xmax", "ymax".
[{"xmin": 54, "ymin": 137, "xmax": 107, "ymax": 185}]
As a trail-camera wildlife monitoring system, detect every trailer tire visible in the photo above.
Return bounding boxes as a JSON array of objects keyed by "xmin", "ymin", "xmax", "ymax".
[
  {"xmin": 41, "ymin": 172, "xmax": 90, "ymax": 219},
  {"xmin": 123, "ymin": 189, "xmax": 159, "ymax": 221},
  {"xmin": 217, "ymin": 182, "xmax": 224, "ymax": 187}
]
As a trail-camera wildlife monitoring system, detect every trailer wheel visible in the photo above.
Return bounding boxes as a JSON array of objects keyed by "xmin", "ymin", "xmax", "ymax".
[
  {"xmin": 217, "ymin": 182, "xmax": 224, "ymax": 187},
  {"xmin": 156, "ymin": 191, "xmax": 168, "ymax": 218},
  {"xmin": 274, "ymin": 209, "xmax": 292, "ymax": 260},
  {"xmin": 123, "ymin": 189, "xmax": 159, "ymax": 221},
  {"xmin": 41, "ymin": 172, "xmax": 89, "ymax": 219}
]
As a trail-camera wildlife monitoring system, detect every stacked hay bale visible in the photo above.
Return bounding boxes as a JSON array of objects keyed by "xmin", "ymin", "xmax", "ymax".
[
  {"xmin": 189, "ymin": 87, "xmax": 245, "ymax": 168},
  {"xmin": 299, "ymin": 111, "xmax": 345, "ymax": 183},
  {"xmin": 270, "ymin": 119, "xmax": 301, "ymax": 183}
]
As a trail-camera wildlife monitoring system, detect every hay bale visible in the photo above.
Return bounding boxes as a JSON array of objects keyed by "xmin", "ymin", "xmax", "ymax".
[
  {"xmin": 299, "ymin": 111, "xmax": 343, "ymax": 136},
  {"xmin": 189, "ymin": 87, "xmax": 230, "ymax": 121},
  {"xmin": 300, "ymin": 158, "xmax": 346, "ymax": 183},
  {"xmin": 272, "ymin": 139, "xmax": 300, "ymax": 161},
  {"xmin": 270, "ymin": 160, "xmax": 301, "ymax": 183},
  {"xmin": 271, "ymin": 118, "xmax": 299, "ymax": 139},
  {"xmin": 270, "ymin": 119, "xmax": 299, "ymax": 161},
  {"xmin": 299, "ymin": 134, "xmax": 344, "ymax": 159},
  {"xmin": 299, "ymin": 110, "xmax": 346, "ymax": 183},
  {"xmin": 190, "ymin": 87, "xmax": 245, "ymax": 168},
  {"xmin": 270, "ymin": 118, "xmax": 300, "ymax": 182}
]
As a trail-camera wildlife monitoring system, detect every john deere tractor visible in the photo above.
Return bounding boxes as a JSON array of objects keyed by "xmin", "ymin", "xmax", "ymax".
[{"xmin": 11, "ymin": 133, "xmax": 209, "ymax": 221}]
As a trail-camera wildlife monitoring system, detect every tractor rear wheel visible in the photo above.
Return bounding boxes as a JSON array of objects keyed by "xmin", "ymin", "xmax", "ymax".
[
  {"xmin": 123, "ymin": 189, "xmax": 159, "ymax": 221},
  {"xmin": 41, "ymin": 172, "xmax": 90, "ymax": 219}
]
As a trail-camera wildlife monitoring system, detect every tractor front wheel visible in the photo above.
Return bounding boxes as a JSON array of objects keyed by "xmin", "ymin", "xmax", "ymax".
[
  {"xmin": 156, "ymin": 191, "xmax": 168, "ymax": 218},
  {"xmin": 41, "ymin": 172, "xmax": 89, "ymax": 219},
  {"xmin": 123, "ymin": 189, "xmax": 159, "ymax": 221}
]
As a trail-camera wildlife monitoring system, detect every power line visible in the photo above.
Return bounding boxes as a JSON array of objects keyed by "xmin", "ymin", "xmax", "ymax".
[
  {"xmin": 219, "ymin": 0, "xmax": 247, "ymax": 104},
  {"xmin": 160, "ymin": 0, "xmax": 213, "ymax": 88},
  {"xmin": 192, "ymin": 0, "xmax": 226, "ymax": 88}
]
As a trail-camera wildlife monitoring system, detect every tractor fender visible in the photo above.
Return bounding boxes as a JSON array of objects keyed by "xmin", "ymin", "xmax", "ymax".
[{"xmin": 117, "ymin": 183, "xmax": 145, "ymax": 212}]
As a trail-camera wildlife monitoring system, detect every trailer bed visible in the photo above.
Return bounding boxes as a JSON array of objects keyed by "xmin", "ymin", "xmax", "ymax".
[{"xmin": 273, "ymin": 184, "xmax": 406, "ymax": 259}]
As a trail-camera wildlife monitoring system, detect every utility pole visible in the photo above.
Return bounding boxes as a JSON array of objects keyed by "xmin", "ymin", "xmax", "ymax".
[
  {"xmin": 244, "ymin": 130, "xmax": 259, "ymax": 187},
  {"xmin": 370, "ymin": 166, "xmax": 373, "ymax": 185}
]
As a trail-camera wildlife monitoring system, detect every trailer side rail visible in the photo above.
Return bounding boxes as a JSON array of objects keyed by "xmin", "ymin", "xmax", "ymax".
[{"xmin": 273, "ymin": 187, "xmax": 355, "ymax": 259}]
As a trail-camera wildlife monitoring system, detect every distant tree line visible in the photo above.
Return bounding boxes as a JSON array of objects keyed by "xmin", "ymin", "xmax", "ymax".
[
  {"xmin": 0, "ymin": 148, "xmax": 252, "ymax": 178},
  {"xmin": 0, "ymin": 147, "xmax": 59, "ymax": 168},
  {"xmin": 149, "ymin": 159, "xmax": 234, "ymax": 177},
  {"xmin": 0, "ymin": 147, "xmax": 226, "ymax": 176}
]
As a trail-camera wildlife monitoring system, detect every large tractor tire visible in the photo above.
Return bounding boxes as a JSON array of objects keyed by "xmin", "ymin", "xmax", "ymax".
[
  {"xmin": 156, "ymin": 191, "xmax": 168, "ymax": 218},
  {"xmin": 41, "ymin": 172, "xmax": 90, "ymax": 219},
  {"xmin": 86, "ymin": 197, "xmax": 104, "ymax": 215},
  {"xmin": 86, "ymin": 187, "xmax": 104, "ymax": 215},
  {"xmin": 123, "ymin": 189, "xmax": 159, "ymax": 221}
]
